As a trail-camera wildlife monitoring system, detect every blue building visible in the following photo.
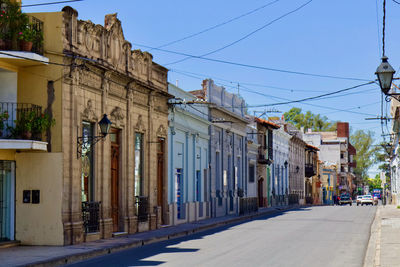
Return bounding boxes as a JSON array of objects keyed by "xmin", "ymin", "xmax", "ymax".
[
  {"xmin": 168, "ymin": 84, "xmax": 210, "ymax": 225},
  {"xmin": 192, "ymin": 79, "xmax": 249, "ymax": 217}
]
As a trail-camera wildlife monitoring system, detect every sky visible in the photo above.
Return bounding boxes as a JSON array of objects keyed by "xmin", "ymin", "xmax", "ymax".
[{"xmin": 22, "ymin": 0, "xmax": 400, "ymax": 176}]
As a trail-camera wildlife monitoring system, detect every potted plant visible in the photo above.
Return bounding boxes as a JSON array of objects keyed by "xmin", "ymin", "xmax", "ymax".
[
  {"xmin": 18, "ymin": 23, "xmax": 35, "ymax": 51},
  {"xmin": 0, "ymin": 110, "xmax": 9, "ymax": 137},
  {"xmin": 0, "ymin": 0, "xmax": 28, "ymax": 50},
  {"xmin": 12, "ymin": 110, "xmax": 36, "ymax": 139},
  {"xmin": 31, "ymin": 112, "xmax": 55, "ymax": 139}
]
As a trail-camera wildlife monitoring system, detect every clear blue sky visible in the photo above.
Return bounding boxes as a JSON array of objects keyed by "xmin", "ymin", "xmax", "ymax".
[{"xmin": 23, "ymin": 0, "xmax": 400, "ymax": 176}]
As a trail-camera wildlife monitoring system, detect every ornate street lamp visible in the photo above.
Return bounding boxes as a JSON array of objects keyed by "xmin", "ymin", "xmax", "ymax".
[
  {"xmin": 376, "ymin": 56, "xmax": 396, "ymax": 95},
  {"xmin": 77, "ymin": 114, "xmax": 112, "ymax": 158}
]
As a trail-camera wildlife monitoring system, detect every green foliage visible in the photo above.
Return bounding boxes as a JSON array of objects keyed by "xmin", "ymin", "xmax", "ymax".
[
  {"xmin": 283, "ymin": 107, "xmax": 336, "ymax": 132},
  {"xmin": 350, "ymin": 130, "xmax": 377, "ymax": 180},
  {"xmin": 0, "ymin": 110, "xmax": 9, "ymax": 131},
  {"xmin": 11, "ymin": 111, "xmax": 55, "ymax": 140},
  {"xmin": 366, "ymin": 174, "xmax": 383, "ymax": 190},
  {"xmin": 374, "ymin": 142, "xmax": 391, "ymax": 177}
]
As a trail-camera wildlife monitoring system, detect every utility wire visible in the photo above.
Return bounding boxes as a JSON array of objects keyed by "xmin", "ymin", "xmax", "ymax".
[
  {"xmin": 165, "ymin": 0, "xmax": 313, "ymax": 66},
  {"xmin": 393, "ymin": 0, "xmax": 400, "ymax": 5},
  {"xmin": 151, "ymin": 0, "xmax": 281, "ymax": 51},
  {"xmin": 170, "ymin": 68, "xmax": 327, "ymax": 93},
  {"xmin": 173, "ymin": 68, "xmax": 378, "ymax": 116},
  {"xmin": 0, "ymin": 51, "xmax": 70, "ymax": 66},
  {"xmin": 242, "ymin": 81, "xmax": 375, "ymax": 107},
  {"xmin": 133, "ymin": 43, "xmax": 371, "ymax": 82},
  {"xmin": 21, "ymin": 0, "xmax": 83, "ymax": 8}
]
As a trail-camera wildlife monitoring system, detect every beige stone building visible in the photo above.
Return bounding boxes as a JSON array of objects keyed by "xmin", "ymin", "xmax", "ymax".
[{"xmin": 0, "ymin": 5, "xmax": 169, "ymax": 245}]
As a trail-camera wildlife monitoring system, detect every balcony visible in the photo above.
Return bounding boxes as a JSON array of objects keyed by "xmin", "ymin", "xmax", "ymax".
[
  {"xmin": 0, "ymin": 102, "xmax": 49, "ymax": 151},
  {"xmin": 135, "ymin": 196, "xmax": 149, "ymax": 222},
  {"xmin": 258, "ymin": 147, "xmax": 272, "ymax": 165},
  {"xmin": 82, "ymin": 201, "xmax": 101, "ymax": 233},
  {"xmin": 0, "ymin": 2, "xmax": 48, "ymax": 67},
  {"xmin": 305, "ymin": 163, "xmax": 316, "ymax": 177}
]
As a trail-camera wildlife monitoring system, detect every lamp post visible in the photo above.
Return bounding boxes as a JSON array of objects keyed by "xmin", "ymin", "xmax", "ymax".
[
  {"xmin": 77, "ymin": 114, "xmax": 112, "ymax": 158},
  {"xmin": 376, "ymin": 56, "xmax": 396, "ymax": 96}
]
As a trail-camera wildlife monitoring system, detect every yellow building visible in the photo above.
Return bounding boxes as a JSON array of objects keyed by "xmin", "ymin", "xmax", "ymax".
[{"xmin": 0, "ymin": 4, "xmax": 169, "ymax": 245}]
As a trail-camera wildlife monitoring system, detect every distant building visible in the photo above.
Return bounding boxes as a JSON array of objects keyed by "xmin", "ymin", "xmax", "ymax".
[
  {"xmin": 167, "ymin": 83, "xmax": 210, "ymax": 225},
  {"xmin": 255, "ymin": 118, "xmax": 280, "ymax": 207}
]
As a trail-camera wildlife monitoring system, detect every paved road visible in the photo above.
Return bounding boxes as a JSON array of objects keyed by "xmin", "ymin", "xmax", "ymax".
[{"xmin": 66, "ymin": 205, "xmax": 376, "ymax": 267}]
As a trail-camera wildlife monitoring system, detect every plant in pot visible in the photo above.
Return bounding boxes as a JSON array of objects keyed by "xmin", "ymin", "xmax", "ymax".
[
  {"xmin": 12, "ymin": 110, "xmax": 36, "ymax": 139},
  {"xmin": 2, "ymin": 0, "xmax": 28, "ymax": 51},
  {"xmin": 0, "ymin": 110, "xmax": 9, "ymax": 137},
  {"xmin": 31, "ymin": 112, "xmax": 55, "ymax": 140},
  {"xmin": 18, "ymin": 23, "xmax": 35, "ymax": 51}
]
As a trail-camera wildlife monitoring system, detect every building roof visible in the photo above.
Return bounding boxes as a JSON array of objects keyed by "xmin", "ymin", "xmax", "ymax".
[
  {"xmin": 255, "ymin": 117, "xmax": 280, "ymax": 129},
  {"xmin": 306, "ymin": 143, "xmax": 320, "ymax": 151}
]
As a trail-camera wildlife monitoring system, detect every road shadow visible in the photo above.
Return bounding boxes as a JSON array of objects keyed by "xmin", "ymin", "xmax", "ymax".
[{"xmin": 65, "ymin": 206, "xmax": 311, "ymax": 267}]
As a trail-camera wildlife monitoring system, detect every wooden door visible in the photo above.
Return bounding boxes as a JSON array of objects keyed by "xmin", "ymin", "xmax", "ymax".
[
  {"xmin": 258, "ymin": 178, "xmax": 264, "ymax": 207},
  {"xmin": 110, "ymin": 129, "xmax": 120, "ymax": 232},
  {"xmin": 157, "ymin": 138, "xmax": 165, "ymax": 224}
]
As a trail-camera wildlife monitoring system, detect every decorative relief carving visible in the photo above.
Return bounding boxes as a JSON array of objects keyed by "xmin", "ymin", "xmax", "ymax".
[
  {"xmin": 110, "ymin": 106, "xmax": 125, "ymax": 127},
  {"xmin": 80, "ymin": 70, "xmax": 102, "ymax": 89},
  {"xmin": 156, "ymin": 124, "xmax": 167, "ymax": 137},
  {"xmin": 135, "ymin": 114, "xmax": 145, "ymax": 132},
  {"xmin": 82, "ymin": 99, "xmax": 97, "ymax": 121}
]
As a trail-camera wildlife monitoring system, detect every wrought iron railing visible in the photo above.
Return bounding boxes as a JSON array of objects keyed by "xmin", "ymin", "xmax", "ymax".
[
  {"xmin": 0, "ymin": 102, "xmax": 42, "ymax": 140},
  {"xmin": 82, "ymin": 201, "xmax": 101, "ymax": 233},
  {"xmin": 239, "ymin": 197, "xmax": 258, "ymax": 215},
  {"xmin": 288, "ymin": 194, "xmax": 299, "ymax": 205},
  {"xmin": 135, "ymin": 196, "xmax": 149, "ymax": 222}
]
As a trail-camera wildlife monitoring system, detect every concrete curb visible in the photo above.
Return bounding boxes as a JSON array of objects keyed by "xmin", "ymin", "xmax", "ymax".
[
  {"xmin": 24, "ymin": 206, "xmax": 297, "ymax": 267},
  {"xmin": 363, "ymin": 206, "xmax": 380, "ymax": 267}
]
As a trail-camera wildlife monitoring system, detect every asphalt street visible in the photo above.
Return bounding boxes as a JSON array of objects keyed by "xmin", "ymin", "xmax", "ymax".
[{"xmin": 66, "ymin": 205, "xmax": 377, "ymax": 267}]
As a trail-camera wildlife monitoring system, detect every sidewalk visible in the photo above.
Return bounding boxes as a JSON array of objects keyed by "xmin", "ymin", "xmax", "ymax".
[
  {"xmin": 364, "ymin": 204, "xmax": 400, "ymax": 267},
  {"xmin": 0, "ymin": 205, "xmax": 295, "ymax": 267}
]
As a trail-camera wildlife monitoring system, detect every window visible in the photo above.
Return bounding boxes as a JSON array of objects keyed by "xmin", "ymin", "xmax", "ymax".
[
  {"xmin": 216, "ymin": 152, "xmax": 221, "ymax": 189},
  {"xmin": 81, "ymin": 122, "xmax": 94, "ymax": 202},
  {"xmin": 175, "ymin": 168, "xmax": 183, "ymax": 219},
  {"xmin": 249, "ymin": 164, "xmax": 255, "ymax": 183},
  {"xmin": 340, "ymin": 153, "xmax": 344, "ymax": 159},
  {"xmin": 134, "ymin": 133, "xmax": 144, "ymax": 196},
  {"xmin": 196, "ymin": 170, "xmax": 201, "ymax": 202}
]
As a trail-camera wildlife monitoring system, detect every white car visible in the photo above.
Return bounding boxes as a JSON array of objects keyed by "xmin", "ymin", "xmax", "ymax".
[
  {"xmin": 356, "ymin": 195, "xmax": 363, "ymax": 206},
  {"xmin": 361, "ymin": 195, "xmax": 373, "ymax": 206}
]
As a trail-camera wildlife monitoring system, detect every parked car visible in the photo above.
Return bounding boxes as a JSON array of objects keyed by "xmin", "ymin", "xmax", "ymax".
[
  {"xmin": 356, "ymin": 195, "xmax": 363, "ymax": 206},
  {"xmin": 339, "ymin": 193, "xmax": 352, "ymax": 206},
  {"xmin": 361, "ymin": 195, "xmax": 374, "ymax": 206}
]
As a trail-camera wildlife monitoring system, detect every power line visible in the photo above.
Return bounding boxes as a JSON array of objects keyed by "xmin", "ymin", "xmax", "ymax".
[
  {"xmin": 172, "ymin": 67, "xmax": 378, "ymax": 116},
  {"xmin": 393, "ymin": 0, "xmax": 400, "ymax": 5},
  {"xmin": 244, "ymin": 81, "xmax": 375, "ymax": 107},
  {"xmin": 21, "ymin": 0, "xmax": 83, "ymax": 8},
  {"xmin": 165, "ymin": 0, "xmax": 313, "ymax": 66},
  {"xmin": 376, "ymin": 0, "xmax": 382, "ymax": 56},
  {"xmin": 0, "ymin": 51, "xmax": 70, "ymax": 66},
  {"xmin": 151, "ymin": 0, "xmax": 280, "ymax": 51},
  {"xmin": 171, "ymin": 68, "xmax": 328, "ymax": 93},
  {"xmin": 133, "ymin": 42, "xmax": 371, "ymax": 81}
]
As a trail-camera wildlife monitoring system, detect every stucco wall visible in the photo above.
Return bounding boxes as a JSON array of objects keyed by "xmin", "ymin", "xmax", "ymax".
[{"xmin": 15, "ymin": 152, "xmax": 63, "ymax": 245}]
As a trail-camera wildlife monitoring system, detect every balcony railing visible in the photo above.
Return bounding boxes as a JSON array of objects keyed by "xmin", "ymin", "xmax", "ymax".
[
  {"xmin": 239, "ymin": 197, "xmax": 258, "ymax": 215},
  {"xmin": 82, "ymin": 201, "xmax": 101, "ymax": 233},
  {"xmin": 0, "ymin": 102, "xmax": 42, "ymax": 140},
  {"xmin": 135, "ymin": 196, "xmax": 149, "ymax": 222},
  {"xmin": 305, "ymin": 163, "xmax": 316, "ymax": 177}
]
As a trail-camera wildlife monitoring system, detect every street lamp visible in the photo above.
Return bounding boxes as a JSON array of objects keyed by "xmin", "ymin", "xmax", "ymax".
[
  {"xmin": 376, "ymin": 56, "xmax": 396, "ymax": 95},
  {"xmin": 77, "ymin": 114, "xmax": 112, "ymax": 158}
]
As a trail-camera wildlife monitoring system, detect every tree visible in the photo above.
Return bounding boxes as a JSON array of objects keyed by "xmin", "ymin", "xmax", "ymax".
[
  {"xmin": 367, "ymin": 174, "xmax": 383, "ymax": 190},
  {"xmin": 283, "ymin": 107, "xmax": 336, "ymax": 132},
  {"xmin": 350, "ymin": 130, "xmax": 378, "ymax": 180}
]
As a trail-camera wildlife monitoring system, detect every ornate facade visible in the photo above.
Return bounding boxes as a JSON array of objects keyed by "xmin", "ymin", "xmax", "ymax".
[{"xmin": 61, "ymin": 7, "xmax": 169, "ymax": 244}]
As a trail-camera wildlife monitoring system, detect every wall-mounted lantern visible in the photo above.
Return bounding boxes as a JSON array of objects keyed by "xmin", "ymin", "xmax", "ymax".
[{"xmin": 77, "ymin": 114, "xmax": 112, "ymax": 158}]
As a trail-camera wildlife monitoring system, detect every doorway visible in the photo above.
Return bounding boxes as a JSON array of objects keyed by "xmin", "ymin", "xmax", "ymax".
[
  {"xmin": 110, "ymin": 129, "xmax": 120, "ymax": 232},
  {"xmin": 258, "ymin": 178, "xmax": 264, "ymax": 207},
  {"xmin": 157, "ymin": 138, "xmax": 165, "ymax": 224},
  {"xmin": 0, "ymin": 161, "xmax": 15, "ymax": 242}
]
